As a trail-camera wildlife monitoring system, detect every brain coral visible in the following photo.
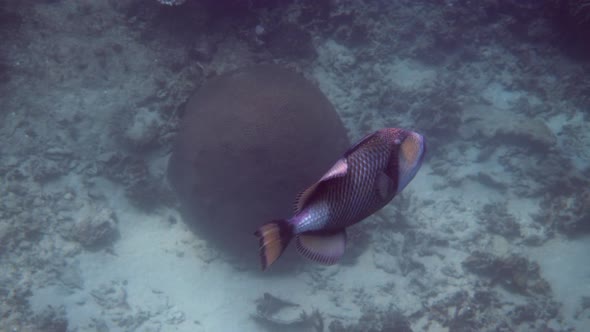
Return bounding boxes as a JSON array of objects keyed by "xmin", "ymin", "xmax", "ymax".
[{"xmin": 167, "ymin": 65, "xmax": 349, "ymax": 261}]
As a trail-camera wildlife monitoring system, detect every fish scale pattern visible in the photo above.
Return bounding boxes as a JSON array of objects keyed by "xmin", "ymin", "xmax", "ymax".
[{"xmin": 299, "ymin": 130, "xmax": 405, "ymax": 233}]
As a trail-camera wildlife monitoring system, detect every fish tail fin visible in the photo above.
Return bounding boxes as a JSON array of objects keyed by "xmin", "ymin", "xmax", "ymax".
[{"xmin": 255, "ymin": 219, "xmax": 293, "ymax": 271}]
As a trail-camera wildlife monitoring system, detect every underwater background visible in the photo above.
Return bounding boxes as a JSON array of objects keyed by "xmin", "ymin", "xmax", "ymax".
[{"xmin": 1, "ymin": 0, "xmax": 589, "ymax": 331}]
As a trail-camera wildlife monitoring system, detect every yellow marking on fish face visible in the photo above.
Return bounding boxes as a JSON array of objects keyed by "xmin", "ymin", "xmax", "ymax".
[
  {"xmin": 401, "ymin": 135, "xmax": 420, "ymax": 166},
  {"xmin": 396, "ymin": 132, "xmax": 425, "ymax": 193}
]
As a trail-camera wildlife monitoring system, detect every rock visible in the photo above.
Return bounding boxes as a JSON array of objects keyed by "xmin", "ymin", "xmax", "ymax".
[
  {"xmin": 462, "ymin": 251, "xmax": 551, "ymax": 296},
  {"xmin": 59, "ymin": 261, "xmax": 84, "ymax": 290},
  {"xmin": 165, "ymin": 308, "xmax": 185, "ymax": 325},
  {"xmin": 478, "ymin": 202, "xmax": 521, "ymax": 239},
  {"xmin": 33, "ymin": 305, "xmax": 68, "ymax": 332},
  {"xmin": 97, "ymin": 153, "xmax": 171, "ymax": 210},
  {"xmin": 329, "ymin": 307, "xmax": 412, "ymax": 332},
  {"xmin": 575, "ymin": 296, "xmax": 590, "ymax": 319},
  {"xmin": 509, "ymin": 300, "xmax": 560, "ymax": 325},
  {"xmin": 30, "ymin": 158, "xmax": 69, "ymax": 182},
  {"xmin": 190, "ymin": 35, "xmax": 216, "ymax": 62},
  {"xmin": 91, "ymin": 281, "xmax": 129, "ymax": 310},
  {"xmin": 70, "ymin": 208, "xmax": 118, "ymax": 249},
  {"xmin": 427, "ymin": 290, "xmax": 507, "ymax": 331},
  {"xmin": 252, "ymin": 293, "xmax": 324, "ymax": 332},
  {"xmin": 255, "ymin": 292, "xmax": 299, "ymax": 317},
  {"xmin": 45, "ymin": 147, "xmax": 73, "ymax": 160},
  {"xmin": 373, "ymin": 251, "xmax": 398, "ymax": 274},
  {"xmin": 123, "ymin": 107, "xmax": 163, "ymax": 149},
  {"xmin": 534, "ymin": 185, "xmax": 590, "ymax": 236},
  {"xmin": 459, "ymin": 104, "xmax": 557, "ymax": 153}
]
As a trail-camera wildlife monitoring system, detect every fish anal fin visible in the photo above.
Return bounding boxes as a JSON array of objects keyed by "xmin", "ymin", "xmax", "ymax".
[
  {"xmin": 294, "ymin": 158, "xmax": 348, "ymax": 213},
  {"xmin": 295, "ymin": 229, "xmax": 347, "ymax": 265}
]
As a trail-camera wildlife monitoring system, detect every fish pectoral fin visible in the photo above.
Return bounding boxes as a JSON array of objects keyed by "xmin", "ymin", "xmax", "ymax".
[
  {"xmin": 376, "ymin": 171, "xmax": 396, "ymax": 201},
  {"xmin": 294, "ymin": 158, "xmax": 348, "ymax": 213},
  {"xmin": 295, "ymin": 229, "xmax": 347, "ymax": 265}
]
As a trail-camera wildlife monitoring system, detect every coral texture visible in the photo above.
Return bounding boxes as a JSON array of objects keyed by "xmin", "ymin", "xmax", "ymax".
[{"xmin": 167, "ymin": 64, "xmax": 349, "ymax": 257}]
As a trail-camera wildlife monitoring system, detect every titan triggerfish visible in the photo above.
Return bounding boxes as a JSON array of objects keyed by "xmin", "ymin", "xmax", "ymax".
[{"xmin": 255, "ymin": 128, "xmax": 426, "ymax": 270}]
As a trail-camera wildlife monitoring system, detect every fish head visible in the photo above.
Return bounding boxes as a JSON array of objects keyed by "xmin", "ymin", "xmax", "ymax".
[{"xmin": 387, "ymin": 128, "xmax": 426, "ymax": 193}]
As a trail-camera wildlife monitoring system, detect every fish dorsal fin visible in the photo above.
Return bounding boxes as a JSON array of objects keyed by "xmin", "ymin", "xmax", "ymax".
[
  {"xmin": 319, "ymin": 157, "xmax": 348, "ymax": 182},
  {"xmin": 294, "ymin": 157, "xmax": 348, "ymax": 213},
  {"xmin": 344, "ymin": 131, "xmax": 378, "ymax": 157},
  {"xmin": 295, "ymin": 229, "xmax": 347, "ymax": 265}
]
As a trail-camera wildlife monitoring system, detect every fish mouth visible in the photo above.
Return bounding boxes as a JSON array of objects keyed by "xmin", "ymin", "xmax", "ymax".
[{"xmin": 405, "ymin": 131, "xmax": 426, "ymax": 163}]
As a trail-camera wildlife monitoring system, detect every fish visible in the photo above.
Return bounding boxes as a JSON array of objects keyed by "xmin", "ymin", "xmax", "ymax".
[{"xmin": 254, "ymin": 127, "xmax": 426, "ymax": 270}]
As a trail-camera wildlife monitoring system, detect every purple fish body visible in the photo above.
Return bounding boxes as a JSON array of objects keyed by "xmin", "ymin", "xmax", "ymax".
[{"xmin": 255, "ymin": 128, "xmax": 426, "ymax": 270}]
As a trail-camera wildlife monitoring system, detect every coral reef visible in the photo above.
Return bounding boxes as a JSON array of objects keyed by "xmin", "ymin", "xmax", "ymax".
[
  {"xmin": 67, "ymin": 208, "xmax": 119, "ymax": 249},
  {"xmin": 459, "ymin": 104, "xmax": 558, "ymax": 154},
  {"xmin": 575, "ymin": 296, "xmax": 590, "ymax": 319},
  {"xmin": 478, "ymin": 202, "xmax": 521, "ymax": 239},
  {"xmin": 462, "ymin": 251, "xmax": 551, "ymax": 296},
  {"xmin": 534, "ymin": 186, "xmax": 590, "ymax": 236},
  {"xmin": 120, "ymin": 107, "xmax": 164, "ymax": 150},
  {"xmin": 167, "ymin": 64, "xmax": 349, "ymax": 259},
  {"xmin": 0, "ymin": 179, "xmax": 88, "ymax": 329},
  {"xmin": 428, "ymin": 290, "xmax": 497, "ymax": 331},
  {"xmin": 33, "ymin": 305, "xmax": 68, "ymax": 332},
  {"xmin": 252, "ymin": 293, "xmax": 324, "ymax": 332},
  {"xmin": 88, "ymin": 280, "xmax": 162, "ymax": 330},
  {"xmin": 426, "ymin": 288, "xmax": 561, "ymax": 331},
  {"xmin": 96, "ymin": 152, "xmax": 173, "ymax": 210},
  {"xmin": 328, "ymin": 306, "xmax": 412, "ymax": 332}
]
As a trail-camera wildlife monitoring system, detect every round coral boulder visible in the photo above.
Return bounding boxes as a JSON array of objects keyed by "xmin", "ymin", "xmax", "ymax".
[{"xmin": 167, "ymin": 65, "xmax": 349, "ymax": 261}]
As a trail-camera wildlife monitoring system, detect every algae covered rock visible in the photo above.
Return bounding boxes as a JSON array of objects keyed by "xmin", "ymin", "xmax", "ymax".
[{"xmin": 70, "ymin": 208, "xmax": 118, "ymax": 249}]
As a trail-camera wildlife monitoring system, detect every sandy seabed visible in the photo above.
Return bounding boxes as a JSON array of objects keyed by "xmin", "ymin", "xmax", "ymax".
[{"xmin": 1, "ymin": 1, "xmax": 589, "ymax": 331}]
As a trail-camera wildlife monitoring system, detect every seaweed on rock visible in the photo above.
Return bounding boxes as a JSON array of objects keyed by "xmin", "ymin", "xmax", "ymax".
[
  {"xmin": 251, "ymin": 293, "xmax": 324, "ymax": 332},
  {"xmin": 67, "ymin": 208, "xmax": 119, "ymax": 250},
  {"xmin": 534, "ymin": 186, "xmax": 590, "ymax": 236},
  {"xmin": 96, "ymin": 152, "xmax": 173, "ymax": 210},
  {"xmin": 328, "ymin": 306, "xmax": 412, "ymax": 332},
  {"xmin": 33, "ymin": 305, "xmax": 68, "ymax": 332},
  {"xmin": 477, "ymin": 202, "xmax": 521, "ymax": 240},
  {"xmin": 462, "ymin": 251, "xmax": 551, "ymax": 296},
  {"xmin": 426, "ymin": 288, "xmax": 561, "ymax": 331}
]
